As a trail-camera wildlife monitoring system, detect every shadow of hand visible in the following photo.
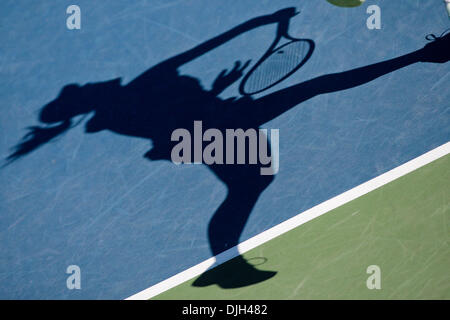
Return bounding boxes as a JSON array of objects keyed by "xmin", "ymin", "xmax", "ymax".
[
  {"xmin": 211, "ymin": 60, "xmax": 251, "ymax": 95},
  {"xmin": 420, "ymin": 31, "xmax": 450, "ymax": 63}
]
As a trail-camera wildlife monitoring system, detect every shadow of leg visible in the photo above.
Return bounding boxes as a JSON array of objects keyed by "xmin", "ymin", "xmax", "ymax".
[{"xmin": 193, "ymin": 169, "xmax": 277, "ymax": 288}]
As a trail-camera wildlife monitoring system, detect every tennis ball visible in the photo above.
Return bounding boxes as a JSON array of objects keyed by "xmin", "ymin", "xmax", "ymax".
[{"xmin": 326, "ymin": 0, "xmax": 365, "ymax": 8}]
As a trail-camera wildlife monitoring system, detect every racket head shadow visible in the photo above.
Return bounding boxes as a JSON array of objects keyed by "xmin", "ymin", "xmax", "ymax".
[{"xmin": 239, "ymin": 38, "xmax": 315, "ymax": 96}]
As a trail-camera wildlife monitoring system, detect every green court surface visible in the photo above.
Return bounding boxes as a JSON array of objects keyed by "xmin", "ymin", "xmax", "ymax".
[{"xmin": 155, "ymin": 155, "xmax": 450, "ymax": 299}]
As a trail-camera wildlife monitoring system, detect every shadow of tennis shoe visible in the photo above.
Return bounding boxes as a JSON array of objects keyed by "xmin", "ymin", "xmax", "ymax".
[
  {"xmin": 192, "ymin": 255, "xmax": 277, "ymax": 289},
  {"xmin": 419, "ymin": 30, "xmax": 450, "ymax": 63}
]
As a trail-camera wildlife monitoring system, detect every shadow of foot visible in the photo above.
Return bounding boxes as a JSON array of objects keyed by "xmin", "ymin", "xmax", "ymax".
[{"xmin": 192, "ymin": 255, "xmax": 277, "ymax": 289}]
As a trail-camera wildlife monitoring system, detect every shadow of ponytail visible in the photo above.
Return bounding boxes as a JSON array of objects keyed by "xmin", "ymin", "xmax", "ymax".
[{"xmin": 4, "ymin": 119, "xmax": 72, "ymax": 165}]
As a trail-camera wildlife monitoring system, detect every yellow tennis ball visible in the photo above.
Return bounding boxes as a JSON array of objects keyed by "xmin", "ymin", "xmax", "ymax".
[{"xmin": 326, "ymin": 0, "xmax": 366, "ymax": 8}]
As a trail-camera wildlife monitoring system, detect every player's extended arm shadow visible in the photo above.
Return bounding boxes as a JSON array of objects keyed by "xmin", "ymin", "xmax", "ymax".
[
  {"xmin": 4, "ymin": 6, "xmax": 449, "ymax": 290},
  {"xmin": 250, "ymin": 30, "xmax": 450, "ymax": 126}
]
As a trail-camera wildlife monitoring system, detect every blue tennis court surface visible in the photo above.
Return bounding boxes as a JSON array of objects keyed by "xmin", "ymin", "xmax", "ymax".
[{"xmin": 0, "ymin": 0, "xmax": 449, "ymax": 299}]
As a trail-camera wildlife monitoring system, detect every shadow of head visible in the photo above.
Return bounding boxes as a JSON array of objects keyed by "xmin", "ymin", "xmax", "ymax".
[
  {"xmin": 4, "ymin": 84, "xmax": 93, "ymax": 164},
  {"xmin": 40, "ymin": 84, "xmax": 93, "ymax": 124}
]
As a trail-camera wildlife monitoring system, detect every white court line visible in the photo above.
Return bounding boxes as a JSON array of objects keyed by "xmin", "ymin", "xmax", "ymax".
[{"xmin": 126, "ymin": 142, "xmax": 450, "ymax": 300}]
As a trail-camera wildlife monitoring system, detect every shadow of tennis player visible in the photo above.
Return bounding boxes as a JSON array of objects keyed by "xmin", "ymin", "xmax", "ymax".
[{"xmin": 6, "ymin": 8, "xmax": 449, "ymax": 289}]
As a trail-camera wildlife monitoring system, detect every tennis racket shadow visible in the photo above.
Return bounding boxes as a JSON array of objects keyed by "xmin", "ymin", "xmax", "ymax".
[{"xmin": 239, "ymin": 12, "xmax": 315, "ymax": 96}]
